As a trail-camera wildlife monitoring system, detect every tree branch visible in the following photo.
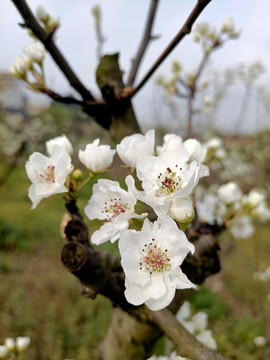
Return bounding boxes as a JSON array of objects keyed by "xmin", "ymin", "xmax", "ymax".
[
  {"xmin": 127, "ymin": 0, "xmax": 160, "ymax": 87},
  {"xmin": 130, "ymin": 0, "xmax": 213, "ymax": 97},
  {"xmin": 10, "ymin": 0, "xmax": 96, "ymax": 102},
  {"xmin": 151, "ymin": 308, "xmax": 231, "ymax": 360}
]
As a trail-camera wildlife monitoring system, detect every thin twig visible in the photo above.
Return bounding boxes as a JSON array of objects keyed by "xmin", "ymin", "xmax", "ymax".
[
  {"xmin": 92, "ymin": 5, "xmax": 106, "ymax": 61},
  {"xmin": 11, "ymin": 0, "xmax": 96, "ymax": 102},
  {"xmin": 127, "ymin": 0, "xmax": 160, "ymax": 86},
  {"xmin": 37, "ymin": 86, "xmax": 107, "ymax": 115},
  {"xmin": 130, "ymin": 0, "xmax": 213, "ymax": 97}
]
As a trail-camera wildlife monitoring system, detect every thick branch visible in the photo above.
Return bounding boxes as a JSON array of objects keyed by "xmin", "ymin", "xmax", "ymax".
[
  {"xmin": 131, "ymin": 0, "xmax": 213, "ymax": 97},
  {"xmin": 151, "ymin": 308, "xmax": 231, "ymax": 360},
  {"xmin": 11, "ymin": 0, "xmax": 96, "ymax": 102},
  {"xmin": 127, "ymin": 0, "xmax": 160, "ymax": 86}
]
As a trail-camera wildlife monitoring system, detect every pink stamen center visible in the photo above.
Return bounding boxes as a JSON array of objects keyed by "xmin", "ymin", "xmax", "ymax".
[
  {"xmin": 140, "ymin": 239, "xmax": 171, "ymax": 274},
  {"xmin": 39, "ymin": 165, "xmax": 55, "ymax": 184}
]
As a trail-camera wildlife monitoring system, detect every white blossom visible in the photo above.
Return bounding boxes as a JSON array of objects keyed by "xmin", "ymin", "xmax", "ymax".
[
  {"xmin": 23, "ymin": 41, "xmax": 45, "ymax": 64},
  {"xmin": 36, "ymin": 5, "xmax": 48, "ymax": 22},
  {"xmin": 4, "ymin": 338, "xmax": 15, "ymax": 352},
  {"xmin": 156, "ymin": 133, "xmax": 183, "ymax": 156},
  {"xmin": 119, "ymin": 216, "xmax": 195, "ymax": 311},
  {"xmin": 116, "ymin": 129, "xmax": 155, "ymax": 168},
  {"xmin": 78, "ymin": 138, "xmax": 115, "ymax": 173},
  {"xmin": 169, "ymin": 197, "xmax": 194, "ymax": 225},
  {"xmin": 135, "ymin": 149, "xmax": 209, "ymax": 216},
  {"xmin": 217, "ymin": 182, "xmax": 242, "ymax": 205},
  {"xmin": 25, "ymin": 145, "xmax": 73, "ymax": 209},
  {"xmin": 45, "ymin": 135, "xmax": 73, "ymax": 156},
  {"xmin": 254, "ymin": 336, "xmax": 267, "ymax": 348},
  {"xmin": 176, "ymin": 302, "xmax": 217, "ymax": 351},
  {"xmin": 183, "ymin": 138, "xmax": 207, "ymax": 162},
  {"xmin": 16, "ymin": 337, "xmax": 30, "ymax": 353},
  {"xmin": 85, "ymin": 176, "xmax": 145, "ymax": 245},
  {"xmin": 229, "ymin": 216, "xmax": 254, "ymax": 239},
  {"xmin": 196, "ymin": 330, "xmax": 217, "ymax": 351},
  {"xmin": 0, "ymin": 345, "xmax": 8, "ymax": 358},
  {"xmin": 10, "ymin": 55, "xmax": 31, "ymax": 79},
  {"xmin": 242, "ymin": 189, "xmax": 265, "ymax": 209},
  {"xmin": 252, "ymin": 200, "xmax": 270, "ymax": 223}
]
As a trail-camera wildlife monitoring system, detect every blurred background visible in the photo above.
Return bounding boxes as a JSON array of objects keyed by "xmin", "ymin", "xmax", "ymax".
[{"xmin": 0, "ymin": 1, "xmax": 270, "ymax": 359}]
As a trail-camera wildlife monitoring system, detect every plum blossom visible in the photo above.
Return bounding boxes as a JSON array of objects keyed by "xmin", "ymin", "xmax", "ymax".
[
  {"xmin": 25, "ymin": 145, "xmax": 73, "ymax": 209},
  {"xmin": 45, "ymin": 134, "xmax": 73, "ymax": 156},
  {"xmin": 134, "ymin": 149, "xmax": 209, "ymax": 216},
  {"xmin": 119, "ymin": 216, "xmax": 195, "ymax": 311},
  {"xmin": 254, "ymin": 336, "xmax": 267, "ymax": 348},
  {"xmin": 79, "ymin": 138, "xmax": 115, "ymax": 173},
  {"xmin": 5, "ymin": 338, "xmax": 15, "ymax": 352},
  {"xmin": 0, "ymin": 345, "xmax": 8, "ymax": 358},
  {"xmin": 116, "ymin": 129, "xmax": 155, "ymax": 168},
  {"xmin": 85, "ymin": 176, "xmax": 146, "ymax": 245}
]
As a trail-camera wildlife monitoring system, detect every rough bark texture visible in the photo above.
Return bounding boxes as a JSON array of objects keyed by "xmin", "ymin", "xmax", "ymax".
[
  {"xmin": 96, "ymin": 54, "xmax": 142, "ymax": 141},
  {"xmin": 99, "ymin": 308, "xmax": 162, "ymax": 360}
]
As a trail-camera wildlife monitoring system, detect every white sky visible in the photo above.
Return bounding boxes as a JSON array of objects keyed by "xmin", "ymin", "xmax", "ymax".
[{"xmin": 1, "ymin": 0, "xmax": 270, "ymax": 132}]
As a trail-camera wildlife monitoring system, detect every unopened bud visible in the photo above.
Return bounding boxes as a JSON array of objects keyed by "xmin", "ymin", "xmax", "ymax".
[{"xmin": 72, "ymin": 169, "xmax": 83, "ymax": 182}]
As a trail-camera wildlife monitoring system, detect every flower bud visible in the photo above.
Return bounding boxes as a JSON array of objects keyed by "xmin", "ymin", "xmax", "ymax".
[
  {"xmin": 169, "ymin": 197, "xmax": 194, "ymax": 229},
  {"xmin": 16, "ymin": 336, "xmax": 30, "ymax": 353},
  {"xmin": 0, "ymin": 345, "xmax": 8, "ymax": 358},
  {"xmin": 71, "ymin": 169, "xmax": 83, "ymax": 182},
  {"xmin": 36, "ymin": 5, "xmax": 49, "ymax": 22},
  {"xmin": 4, "ymin": 338, "xmax": 15, "ymax": 353}
]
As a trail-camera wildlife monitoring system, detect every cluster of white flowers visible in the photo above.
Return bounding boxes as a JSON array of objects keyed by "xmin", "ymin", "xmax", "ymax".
[
  {"xmin": 0, "ymin": 336, "xmax": 30, "ymax": 359},
  {"xmin": 10, "ymin": 41, "xmax": 46, "ymax": 83},
  {"xmin": 10, "ymin": 5, "xmax": 59, "ymax": 85},
  {"xmin": 193, "ymin": 17, "xmax": 241, "ymax": 54},
  {"xmin": 26, "ymin": 131, "xmax": 210, "ymax": 310},
  {"xmin": 176, "ymin": 301, "xmax": 217, "ymax": 351},
  {"xmin": 196, "ymin": 182, "xmax": 270, "ymax": 239}
]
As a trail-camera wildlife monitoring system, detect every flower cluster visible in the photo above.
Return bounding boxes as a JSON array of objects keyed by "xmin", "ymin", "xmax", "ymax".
[
  {"xmin": 10, "ymin": 41, "xmax": 46, "ymax": 86},
  {"xmin": 193, "ymin": 17, "xmax": 241, "ymax": 54},
  {"xmin": 26, "ymin": 131, "xmax": 210, "ymax": 310},
  {"xmin": 176, "ymin": 301, "xmax": 217, "ymax": 351},
  {"xmin": 196, "ymin": 182, "xmax": 270, "ymax": 239},
  {"xmin": 0, "ymin": 336, "xmax": 30, "ymax": 359}
]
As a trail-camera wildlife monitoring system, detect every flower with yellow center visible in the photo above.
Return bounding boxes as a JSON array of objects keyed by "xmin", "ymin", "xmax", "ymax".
[{"xmin": 119, "ymin": 216, "xmax": 195, "ymax": 311}]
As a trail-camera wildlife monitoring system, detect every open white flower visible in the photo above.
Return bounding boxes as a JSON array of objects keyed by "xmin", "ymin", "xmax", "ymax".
[
  {"xmin": 119, "ymin": 216, "xmax": 195, "ymax": 311},
  {"xmin": 46, "ymin": 134, "xmax": 73, "ymax": 156},
  {"xmin": 79, "ymin": 138, "xmax": 115, "ymax": 173},
  {"xmin": 135, "ymin": 149, "xmax": 209, "ymax": 216},
  {"xmin": 217, "ymin": 182, "xmax": 242, "ymax": 205},
  {"xmin": 116, "ymin": 129, "xmax": 155, "ymax": 168},
  {"xmin": 25, "ymin": 145, "xmax": 73, "ymax": 209},
  {"xmin": 229, "ymin": 216, "xmax": 254, "ymax": 239},
  {"xmin": 23, "ymin": 41, "xmax": 45, "ymax": 65},
  {"xmin": 85, "ymin": 176, "xmax": 145, "ymax": 245}
]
